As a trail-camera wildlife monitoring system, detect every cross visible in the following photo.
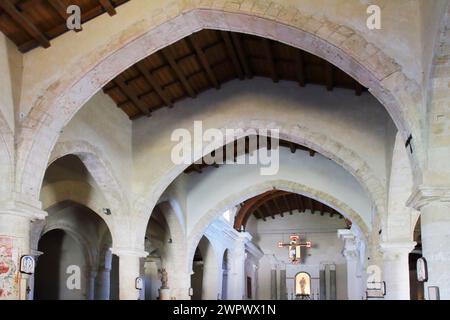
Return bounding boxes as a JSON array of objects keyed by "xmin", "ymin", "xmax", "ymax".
[{"xmin": 278, "ymin": 235, "xmax": 311, "ymax": 264}]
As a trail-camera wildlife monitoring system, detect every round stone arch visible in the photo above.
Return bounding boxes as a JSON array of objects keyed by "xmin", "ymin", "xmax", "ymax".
[
  {"xmin": 186, "ymin": 179, "xmax": 369, "ymax": 270},
  {"xmin": 48, "ymin": 140, "xmax": 127, "ymax": 215},
  {"xmin": 16, "ymin": 4, "xmax": 422, "ymax": 208},
  {"xmin": 132, "ymin": 119, "xmax": 385, "ymax": 246}
]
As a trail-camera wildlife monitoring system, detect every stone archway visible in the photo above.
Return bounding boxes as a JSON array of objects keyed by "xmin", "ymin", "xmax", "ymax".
[
  {"xmin": 48, "ymin": 140, "xmax": 127, "ymax": 214},
  {"xmin": 133, "ymin": 120, "xmax": 385, "ymax": 246},
  {"xmin": 186, "ymin": 179, "xmax": 370, "ymax": 271},
  {"xmin": 15, "ymin": 4, "xmax": 422, "ymax": 210}
]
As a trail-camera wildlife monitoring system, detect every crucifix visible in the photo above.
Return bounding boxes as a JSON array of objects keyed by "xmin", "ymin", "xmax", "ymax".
[{"xmin": 278, "ymin": 235, "xmax": 311, "ymax": 264}]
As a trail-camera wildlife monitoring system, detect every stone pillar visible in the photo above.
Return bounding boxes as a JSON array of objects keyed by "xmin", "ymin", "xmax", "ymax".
[
  {"xmin": 87, "ymin": 269, "xmax": 97, "ymax": 300},
  {"xmin": 270, "ymin": 268, "xmax": 277, "ymax": 300},
  {"xmin": 319, "ymin": 267, "xmax": 326, "ymax": 300},
  {"xmin": 95, "ymin": 267, "xmax": 111, "ymax": 300},
  {"xmin": 338, "ymin": 229, "xmax": 363, "ymax": 300},
  {"xmin": 113, "ymin": 248, "xmax": 147, "ymax": 300},
  {"xmin": 408, "ymin": 186, "xmax": 450, "ymax": 299},
  {"xmin": 329, "ymin": 265, "xmax": 336, "ymax": 300},
  {"xmin": 279, "ymin": 267, "xmax": 287, "ymax": 300},
  {"xmin": 227, "ymin": 232, "xmax": 250, "ymax": 300},
  {"xmin": 0, "ymin": 202, "xmax": 46, "ymax": 300},
  {"xmin": 380, "ymin": 241, "xmax": 416, "ymax": 300}
]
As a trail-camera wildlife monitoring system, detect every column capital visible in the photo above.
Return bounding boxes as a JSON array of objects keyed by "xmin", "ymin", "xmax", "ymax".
[
  {"xmin": 0, "ymin": 199, "xmax": 47, "ymax": 220},
  {"xmin": 111, "ymin": 247, "xmax": 148, "ymax": 258},
  {"xmin": 379, "ymin": 241, "xmax": 416, "ymax": 258},
  {"xmin": 407, "ymin": 185, "xmax": 450, "ymax": 210}
]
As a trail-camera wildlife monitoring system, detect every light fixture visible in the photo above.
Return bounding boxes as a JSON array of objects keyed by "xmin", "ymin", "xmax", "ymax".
[{"xmin": 103, "ymin": 208, "xmax": 112, "ymax": 215}]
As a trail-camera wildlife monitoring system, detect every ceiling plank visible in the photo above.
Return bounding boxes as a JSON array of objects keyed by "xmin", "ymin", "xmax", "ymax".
[
  {"xmin": 161, "ymin": 49, "xmax": 196, "ymax": 98},
  {"xmin": 113, "ymin": 78, "xmax": 151, "ymax": 116},
  {"xmin": 230, "ymin": 32, "xmax": 253, "ymax": 79},
  {"xmin": 136, "ymin": 62, "xmax": 173, "ymax": 108},
  {"xmin": 262, "ymin": 38, "xmax": 278, "ymax": 83},
  {"xmin": 48, "ymin": 0, "xmax": 68, "ymax": 20},
  {"xmin": 0, "ymin": 0, "xmax": 50, "ymax": 49},
  {"xmin": 295, "ymin": 51, "xmax": 306, "ymax": 87},
  {"xmin": 221, "ymin": 31, "xmax": 245, "ymax": 80},
  {"xmin": 99, "ymin": 0, "xmax": 117, "ymax": 16},
  {"xmin": 188, "ymin": 35, "xmax": 220, "ymax": 89}
]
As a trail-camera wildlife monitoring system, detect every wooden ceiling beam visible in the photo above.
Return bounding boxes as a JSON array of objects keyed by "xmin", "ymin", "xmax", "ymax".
[
  {"xmin": 0, "ymin": 0, "xmax": 50, "ymax": 49},
  {"xmin": 263, "ymin": 203, "xmax": 275, "ymax": 220},
  {"xmin": 187, "ymin": 36, "xmax": 220, "ymax": 89},
  {"xmin": 113, "ymin": 78, "xmax": 151, "ymax": 116},
  {"xmin": 282, "ymin": 195, "xmax": 293, "ymax": 215},
  {"xmin": 230, "ymin": 33, "xmax": 253, "ymax": 79},
  {"xmin": 99, "ymin": 0, "xmax": 117, "ymax": 16},
  {"xmin": 161, "ymin": 49, "xmax": 196, "ymax": 98},
  {"xmin": 289, "ymin": 142, "xmax": 296, "ymax": 153},
  {"xmin": 295, "ymin": 51, "xmax": 306, "ymax": 87},
  {"xmin": 48, "ymin": 0, "xmax": 68, "ymax": 20},
  {"xmin": 221, "ymin": 31, "xmax": 245, "ymax": 80},
  {"xmin": 255, "ymin": 208, "xmax": 266, "ymax": 221},
  {"xmin": 319, "ymin": 203, "xmax": 324, "ymax": 216},
  {"xmin": 262, "ymin": 38, "xmax": 278, "ymax": 83},
  {"xmin": 136, "ymin": 63, "xmax": 173, "ymax": 108},
  {"xmin": 325, "ymin": 62, "xmax": 334, "ymax": 91},
  {"xmin": 295, "ymin": 195, "xmax": 304, "ymax": 213},
  {"xmin": 272, "ymin": 199, "xmax": 283, "ymax": 217},
  {"xmin": 307, "ymin": 197, "xmax": 314, "ymax": 213}
]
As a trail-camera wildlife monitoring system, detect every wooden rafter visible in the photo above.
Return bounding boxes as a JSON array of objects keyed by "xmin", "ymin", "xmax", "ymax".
[
  {"xmin": 272, "ymin": 199, "xmax": 283, "ymax": 217},
  {"xmin": 282, "ymin": 195, "xmax": 292, "ymax": 214},
  {"xmin": 113, "ymin": 78, "xmax": 151, "ymax": 116},
  {"xmin": 230, "ymin": 32, "xmax": 253, "ymax": 78},
  {"xmin": 0, "ymin": 0, "xmax": 50, "ymax": 48},
  {"xmin": 136, "ymin": 63, "xmax": 173, "ymax": 108},
  {"xmin": 262, "ymin": 38, "xmax": 278, "ymax": 83},
  {"xmin": 188, "ymin": 35, "xmax": 220, "ymax": 89},
  {"xmin": 354, "ymin": 81, "xmax": 363, "ymax": 96},
  {"xmin": 161, "ymin": 49, "xmax": 196, "ymax": 98},
  {"xmin": 48, "ymin": 0, "xmax": 68, "ymax": 20},
  {"xmin": 221, "ymin": 31, "xmax": 245, "ymax": 80},
  {"xmin": 99, "ymin": 0, "xmax": 117, "ymax": 16}
]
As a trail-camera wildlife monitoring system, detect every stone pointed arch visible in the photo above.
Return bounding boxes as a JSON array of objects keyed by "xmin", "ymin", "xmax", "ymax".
[
  {"xmin": 48, "ymin": 140, "xmax": 127, "ymax": 215},
  {"xmin": 15, "ymin": 4, "xmax": 422, "ymax": 209},
  {"xmin": 133, "ymin": 120, "xmax": 386, "ymax": 244},
  {"xmin": 186, "ymin": 179, "xmax": 369, "ymax": 267}
]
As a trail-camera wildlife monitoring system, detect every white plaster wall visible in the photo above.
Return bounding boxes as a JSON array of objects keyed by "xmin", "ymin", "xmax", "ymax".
[
  {"xmin": 179, "ymin": 147, "xmax": 372, "ymax": 237},
  {"xmin": 58, "ymin": 92, "xmax": 133, "ymax": 195},
  {"xmin": 132, "ymin": 79, "xmax": 393, "ymax": 201},
  {"xmin": 247, "ymin": 213, "xmax": 348, "ymax": 300}
]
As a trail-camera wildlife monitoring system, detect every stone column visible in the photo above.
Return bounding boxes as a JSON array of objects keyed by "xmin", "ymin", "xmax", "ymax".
[
  {"xmin": 113, "ymin": 248, "xmax": 147, "ymax": 300},
  {"xmin": 227, "ymin": 232, "xmax": 250, "ymax": 300},
  {"xmin": 279, "ymin": 267, "xmax": 287, "ymax": 300},
  {"xmin": 408, "ymin": 186, "xmax": 450, "ymax": 299},
  {"xmin": 338, "ymin": 229, "xmax": 363, "ymax": 300},
  {"xmin": 270, "ymin": 268, "xmax": 277, "ymax": 300},
  {"xmin": 95, "ymin": 249, "xmax": 112, "ymax": 300},
  {"xmin": 0, "ymin": 202, "xmax": 46, "ymax": 300},
  {"xmin": 380, "ymin": 241, "xmax": 416, "ymax": 300},
  {"xmin": 86, "ymin": 268, "xmax": 97, "ymax": 300}
]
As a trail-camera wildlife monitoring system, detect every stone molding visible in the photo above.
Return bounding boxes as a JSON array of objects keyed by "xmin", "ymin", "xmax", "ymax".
[{"xmin": 407, "ymin": 185, "xmax": 450, "ymax": 210}]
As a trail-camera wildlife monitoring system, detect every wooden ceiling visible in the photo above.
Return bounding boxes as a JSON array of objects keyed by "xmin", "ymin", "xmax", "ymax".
[
  {"xmin": 184, "ymin": 136, "xmax": 317, "ymax": 174},
  {"xmin": 103, "ymin": 29, "xmax": 368, "ymax": 119},
  {"xmin": 0, "ymin": 0, "xmax": 129, "ymax": 53},
  {"xmin": 234, "ymin": 190, "xmax": 352, "ymax": 231}
]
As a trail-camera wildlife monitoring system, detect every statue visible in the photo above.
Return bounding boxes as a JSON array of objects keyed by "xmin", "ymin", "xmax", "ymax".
[{"xmin": 160, "ymin": 268, "xmax": 169, "ymax": 289}]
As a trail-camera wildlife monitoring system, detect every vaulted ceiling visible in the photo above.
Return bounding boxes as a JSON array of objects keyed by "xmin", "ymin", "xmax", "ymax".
[
  {"xmin": 103, "ymin": 29, "xmax": 368, "ymax": 119},
  {"xmin": 0, "ymin": 0, "xmax": 129, "ymax": 53},
  {"xmin": 233, "ymin": 190, "xmax": 352, "ymax": 231}
]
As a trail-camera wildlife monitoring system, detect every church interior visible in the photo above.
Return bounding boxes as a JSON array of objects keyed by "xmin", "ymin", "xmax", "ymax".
[{"xmin": 0, "ymin": 0, "xmax": 449, "ymax": 301}]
